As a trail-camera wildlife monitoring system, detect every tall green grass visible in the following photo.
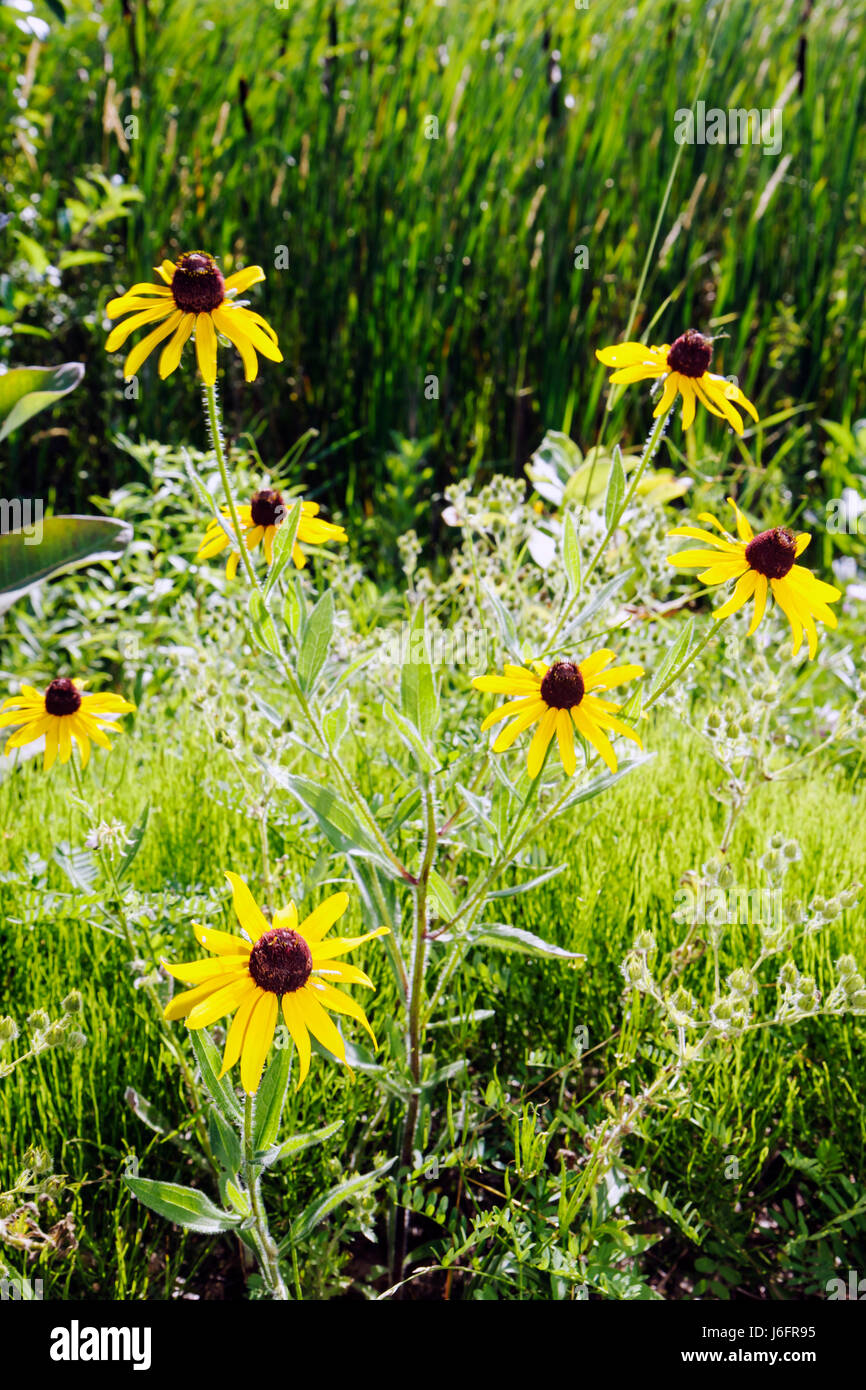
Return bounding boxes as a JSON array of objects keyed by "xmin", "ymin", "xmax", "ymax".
[{"xmin": 4, "ymin": 0, "xmax": 865, "ymax": 509}]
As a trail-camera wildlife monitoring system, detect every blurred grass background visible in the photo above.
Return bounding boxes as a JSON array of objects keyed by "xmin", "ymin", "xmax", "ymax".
[{"xmin": 2, "ymin": 0, "xmax": 865, "ymax": 513}]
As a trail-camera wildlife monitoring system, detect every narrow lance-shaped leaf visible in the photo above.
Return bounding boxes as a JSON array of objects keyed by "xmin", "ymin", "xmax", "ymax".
[
  {"xmin": 125, "ymin": 1176, "xmax": 240, "ymax": 1233},
  {"xmin": 604, "ymin": 445, "xmax": 626, "ymax": 530},
  {"xmin": 400, "ymin": 603, "xmax": 438, "ymax": 740},
  {"xmin": 298, "ymin": 588, "xmax": 335, "ymax": 691}
]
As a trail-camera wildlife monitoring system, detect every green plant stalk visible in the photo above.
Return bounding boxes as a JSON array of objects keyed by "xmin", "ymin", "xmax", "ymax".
[
  {"xmin": 243, "ymin": 1092, "xmax": 289, "ymax": 1300},
  {"xmin": 203, "ymin": 384, "xmax": 415, "ymax": 887},
  {"xmin": 203, "ymin": 383, "xmax": 261, "ymax": 593},
  {"xmin": 392, "ymin": 779, "xmax": 438, "ymax": 1286},
  {"xmin": 550, "ymin": 404, "xmax": 673, "ymax": 650}
]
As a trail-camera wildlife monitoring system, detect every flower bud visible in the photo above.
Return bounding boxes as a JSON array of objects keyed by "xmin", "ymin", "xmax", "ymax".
[
  {"xmin": 61, "ymin": 990, "xmax": 83, "ymax": 1015},
  {"xmin": 0, "ymin": 1016, "xmax": 18, "ymax": 1046}
]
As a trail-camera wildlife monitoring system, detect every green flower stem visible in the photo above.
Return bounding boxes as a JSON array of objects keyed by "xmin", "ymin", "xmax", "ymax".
[
  {"xmin": 202, "ymin": 385, "xmax": 415, "ymax": 888},
  {"xmin": 424, "ymin": 764, "xmax": 546, "ymax": 1026},
  {"xmin": 243, "ymin": 1092, "xmax": 289, "ymax": 1300},
  {"xmin": 203, "ymin": 382, "xmax": 261, "ymax": 593},
  {"xmin": 392, "ymin": 779, "xmax": 438, "ymax": 1286},
  {"xmin": 548, "ymin": 405, "xmax": 673, "ymax": 651}
]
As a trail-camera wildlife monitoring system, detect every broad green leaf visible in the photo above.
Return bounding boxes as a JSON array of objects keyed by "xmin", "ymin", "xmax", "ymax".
[
  {"xmin": 263, "ymin": 499, "xmax": 301, "ymax": 598},
  {"xmin": 261, "ymin": 1119, "xmax": 344, "ymax": 1167},
  {"xmin": 563, "ymin": 513, "xmax": 581, "ymax": 597},
  {"xmin": 400, "ymin": 603, "xmax": 438, "ymax": 740},
  {"xmin": 0, "ymin": 362, "xmax": 84, "ymax": 442},
  {"xmin": 603, "ymin": 446, "xmax": 626, "ymax": 530},
  {"xmin": 125, "ymin": 1176, "xmax": 239, "ymax": 1233},
  {"xmin": 473, "ymin": 923, "xmax": 585, "ymax": 961},
  {"xmin": 188, "ymin": 1029, "xmax": 242, "ymax": 1124},
  {"xmin": 298, "ymin": 588, "xmax": 334, "ymax": 691},
  {"xmin": 253, "ymin": 1044, "xmax": 292, "ymax": 1152},
  {"xmin": 0, "ymin": 515, "xmax": 132, "ymax": 615},
  {"xmin": 52, "ymin": 842, "xmax": 96, "ymax": 891}
]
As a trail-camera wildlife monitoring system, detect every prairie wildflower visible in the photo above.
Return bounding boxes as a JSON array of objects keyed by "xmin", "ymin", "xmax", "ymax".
[
  {"xmin": 0, "ymin": 679, "xmax": 135, "ymax": 769},
  {"xmin": 196, "ymin": 489, "xmax": 347, "ymax": 578},
  {"xmin": 163, "ymin": 874, "xmax": 387, "ymax": 1094},
  {"xmin": 596, "ymin": 330, "xmax": 759, "ymax": 435},
  {"xmin": 473, "ymin": 651, "xmax": 644, "ymax": 776},
  {"xmin": 105, "ymin": 253, "xmax": 282, "ymax": 385},
  {"xmin": 667, "ymin": 500, "xmax": 841, "ymax": 658}
]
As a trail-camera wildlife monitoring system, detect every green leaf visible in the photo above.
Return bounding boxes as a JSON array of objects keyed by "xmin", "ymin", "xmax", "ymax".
[
  {"xmin": 125, "ymin": 1176, "xmax": 239, "ymax": 1233},
  {"xmin": 382, "ymin": 698, "xmax": 439, "ymax": 774},
  {"xmin": 298, "ymin": 588, "xmax": 334, "ymax": 691},
  {"xmin": 604, "ymin": 446, "xmax": 626, "ymax": 530},
  {"xmin": 253, "ymin": 1044, "xmax": 292, "ymax": 1152},
  {"xmin": 428, "ymin": 868, "xmax": 458, "ymax": 919},
  {"xmin": 400, "ymin": 603, "xmax": 438, "ymax": 740},
  {"xmin": 261, "ymin": 1119, "xmax": 344, "ymax": 1167},
  {"xmin": 472, "ymin": 923, "xmax": 586, "ymax": 961},
  {"xmin": 482, "ymin": 582, "xmax": 522, "ymax": 663},
  {"xmin": 208, "ymin": 1107, "xmax": 242, "ymax": 1176},
  {"xmin": 116, "ymin": 803, "xmax": 149, "ymax": 883},
  {"xmin": 0, "ymin": 515, "xmax": 132, "ymax": 615},
  {"xmin": 265, "ymin": 766, "xmax": 397, "ymax": 875},
  {"xmin": 188, "ymin": 1029, "xmax": 242, "ymax": 1124},
  {"xmin": 565, "ymin": 568, "xmax": 633, "ymax": 636},
  {"xmin": 563, "ymin": 513, "xmax": 581, "ymax": 597},
  {"xmin": 249, "ymin": 590, "xmax": 282, "ymax": 658},
  {"xmin": 648, "ymin": 618, "xmax": 695, "ymax": 700},
  {"xmin": 52, "ymin": 842, "xmax": 96, "ymax": 891},
  {"xmin": 283, "ymin": 1158, "xmax": 396, "ymax": 1249},
  {"xmin": 550, "ymin": 754, "xmax": 653, "ymax": 819},
  {"xmin": 486, "ymin": 863, "xmax": 567, "ymax": 899},
  {"xmin": 263, "ymin": 499, "xmax": 301, "ymax": 598},
  {"xmin": 0, "ymin": 363, "xmax": 84, "ymax": 442}
]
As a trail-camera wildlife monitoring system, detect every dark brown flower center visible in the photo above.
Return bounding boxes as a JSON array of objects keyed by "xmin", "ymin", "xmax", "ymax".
[
  {"xmin": 745, "ymin": 527, "xmax": 797, "ymax": 580},
  {"xmin": 666, "ymin": 330, "xmax": 713, "ymax": 378},
  {"xmin": 44, "ymin": 678, "xmax": 82, "ymax": 716},
  {"xmin": 540, "ymin": 661, "xmax": 585, "ymax": 710},
  {"xmin": 171, "ymin": 251, "xmax": 225, "ymax": 314},
  {"xmin": 248, "ymin": 928, "xmax": 312, "ymax": 995},
  {"xmin": 249, "ymin": 488, "xmax": 286, "ymax": 529}
]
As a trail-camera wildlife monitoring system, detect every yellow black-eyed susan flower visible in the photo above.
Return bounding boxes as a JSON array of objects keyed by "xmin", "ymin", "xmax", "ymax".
[
  {"xmin": 163, "ymin": 873, "xmax": 387, "ymax": 1094},
  {"xmin": 0, "ymin": 679, "xmax": 135, "ymax": 770},
  {"xmin": 105, "ymin": 253, "xmax": 282, "ymax": 385},
  {"xmin": 667, "ymin": 499, "xmax": 841, "ymax": 659},
  {"xmin": 196, "ymin": 488, "xmax": 347, "ymax": 579},
  {"xmin": 596, "ymin": 330, "xmax": 759, "ymax": 435},
  {"xmin": 472, "ymin": 651, "xmax": 644, "ymax": 776}
]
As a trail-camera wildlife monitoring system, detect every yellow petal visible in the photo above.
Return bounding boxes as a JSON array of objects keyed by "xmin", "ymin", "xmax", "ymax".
[
  {"xmin": 195, "ymin": 313, "xmax": 218, "ymax": 385},
  {"xmin": 225, "ymin": 872, "xmax": 270, "ymax": 942},
  {"xmin": 526, "ymin": 706, "xmax": 557, "ymax": 778},
  {"xmin": 298, "ymin": 891, "xmax": 350, "ymax": 944},
  {"xmin": 240, "ymin": 991, "xmax": 279, "ymax": 1094},
  {"xmin": 281, "ymin": 994, "xmax": 311, "ymax": 1088},
  {"xmin": 555, "ymin": 709, "xmax": 576, "ymax": 776}
]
